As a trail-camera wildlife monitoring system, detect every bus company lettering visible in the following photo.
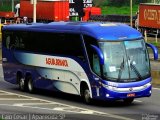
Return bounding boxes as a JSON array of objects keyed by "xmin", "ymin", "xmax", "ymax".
[{"xmin": 46, "ymin": 58, "xmax": 68, "ymax": 67}]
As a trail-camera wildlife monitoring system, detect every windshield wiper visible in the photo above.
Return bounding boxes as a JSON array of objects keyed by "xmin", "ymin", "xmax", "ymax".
[
  {"xmin": 117, "ymin": 57, "xmax": 125, "ymax": 81},
  {"xmin": 128, "ymin": 57, "xmax": 142, "ymax": 80}
]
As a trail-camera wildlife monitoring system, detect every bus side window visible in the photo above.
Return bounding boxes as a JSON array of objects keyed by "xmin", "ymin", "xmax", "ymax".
[
  {"xmin": 27, "ymin": 32, "xmax": 85, "ymax": 62},
  {"xmin": 83, "ymin": 35, "xmax": 101, "ymax": 76},
  {"xmin": 3, "ymin": 31, "xmax": 12, "ymax": 49},
  {"xmin": 93, "ymin": 53, "xmax": 101, "ymax": 76},
  {"xmin": 11, "ymin": 32, "xmax": 26, "ymax": 50},
  {"xmin": 6, "ymin": 36, "xmax": 11, "ymax": 49},
  {"xmin": 64, "ymin": 34, "xmax": 85, "ymax": 61},
  {"xmin": 5, "ymin": 32, "xmax": 18, "ymax": 50},
  {"xmin": 53, "ymin": 33, "xmax": 85, "ymax": 61}
]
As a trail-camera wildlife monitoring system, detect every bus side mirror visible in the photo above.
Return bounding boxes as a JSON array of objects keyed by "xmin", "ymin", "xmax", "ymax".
[
  {"xmin": 146, "ymin": 43, "xmax": 158, "ymax": 60},
  {"xmin": 91, "ymin": 45, "xmax": 104, "ymax": 65}
]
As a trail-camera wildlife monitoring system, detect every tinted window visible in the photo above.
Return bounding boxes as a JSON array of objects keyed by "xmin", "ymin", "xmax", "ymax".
[
  {"xmin": 4, "ymin": 31, "xmax": 85, "ymax": 59},
  {"xmin": 3, "ymin": 31, "xmax": 12, "ymax": 49},
  {"xmin": 83, "ymin": 35, "xmax": 101, "ymax": 76},
  {"xmin": 3, "ymin": 31, "xmax": 27, "ymax": 50}
]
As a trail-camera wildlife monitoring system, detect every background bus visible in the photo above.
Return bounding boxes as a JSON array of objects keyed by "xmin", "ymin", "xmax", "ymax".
[{"xmin": 2, "ymin": 22, "xmax": 158, "ymax": 104}]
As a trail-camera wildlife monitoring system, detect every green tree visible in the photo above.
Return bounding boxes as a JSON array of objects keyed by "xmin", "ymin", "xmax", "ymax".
[
  {"xmin": 0, "ymin": 0, "xmax": 20, "ymax": 11},
  {"xmin": 93, "ymin": 0, "xmax": 108, "ymax": 6},
  {"xmin": 95, "ymin": 0, "xmax": 153, "ymax": 6}
]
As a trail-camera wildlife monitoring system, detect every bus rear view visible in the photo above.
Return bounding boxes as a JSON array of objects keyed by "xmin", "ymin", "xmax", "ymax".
[{"xmin": 2, "ymin": 22, "xmax": 158, "ymax": 104}]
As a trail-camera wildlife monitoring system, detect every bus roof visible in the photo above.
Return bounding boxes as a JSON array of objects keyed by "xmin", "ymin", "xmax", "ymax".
[{"xmin": 2, "ymin": 22, "xmax": 142, "ymax": 41}]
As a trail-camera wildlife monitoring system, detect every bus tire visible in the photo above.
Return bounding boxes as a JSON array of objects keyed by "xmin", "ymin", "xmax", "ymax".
[
  {"xmin": 19, "ymin": 77, "xmax": 26, "ymax": 91},
  {"xmin": 27, "ymin": 76, "xmax": 35, "ymax": 93},
  {"xmin": 84, "ymin": 88, "xmax": 92, "ymax": 104},
  {"xmin": 123, "ymin": 98, "xmax": 134, "ymax": 105},
  {"xmin": 80, "ymin": 82, "xmax": 92, "ymax": 104}
]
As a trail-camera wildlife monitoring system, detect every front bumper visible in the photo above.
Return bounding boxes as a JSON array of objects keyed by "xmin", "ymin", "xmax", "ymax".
[
  {"xmin": 98, "ymin": 85, "xmax": 151, "ymax": 101},
  {"xmin": 92, "ymin": 79, "xmax": 152, "ymax": 101}
]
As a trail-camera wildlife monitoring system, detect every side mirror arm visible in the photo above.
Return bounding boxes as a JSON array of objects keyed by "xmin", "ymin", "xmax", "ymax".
[
  {"xmin": 91, "ymin": 45, "xmax": 104, "ymax": 65},
  {"xmin": 146, "ymin": 43, "xmax": 158, "ymax": 60}
]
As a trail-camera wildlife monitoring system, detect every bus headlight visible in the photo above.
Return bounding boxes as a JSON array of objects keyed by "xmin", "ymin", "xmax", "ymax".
[
  {"xmin": 102, "ymin": 82, "xmax": 151, "ymax": 92},
  {"xmin": 143, "ymin": 82, "xmax": 151, "ymax": 88},
  {"xmin": 102, "ymin": 83, "xmax": 117, "ymax": 91}
]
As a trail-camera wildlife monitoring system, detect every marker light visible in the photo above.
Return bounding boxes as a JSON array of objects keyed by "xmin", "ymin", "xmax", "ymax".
[
  {"xmin": 150, "ymin": 90, "xmax": 152, "ymax": 94},
  {"xmin": 106, "ymin": 94, "xmax": 110, "ymax": 97}
]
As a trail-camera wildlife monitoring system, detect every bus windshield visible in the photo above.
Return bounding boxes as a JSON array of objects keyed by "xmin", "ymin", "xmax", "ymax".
[{"xmin": 99, "ymin": 39, "xmax": 150, "ymax": 82}]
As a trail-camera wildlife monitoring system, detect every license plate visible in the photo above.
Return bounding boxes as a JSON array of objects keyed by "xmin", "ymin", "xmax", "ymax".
[{"xmin": 127, "ymin": 93, "xmax": 135, "ymax": 97}]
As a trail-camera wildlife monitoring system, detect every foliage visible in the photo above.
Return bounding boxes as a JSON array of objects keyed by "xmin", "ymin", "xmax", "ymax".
[
  {"xmin": 93, "ymin": 0, "xmax": 153, "ymax": 7},
  {"xmin": 0, "ymin": 5, "xmax": 10, "ymax": 11},
  {"xmin": 149, "ymin": 41, "xmax": 160, "ymax": 47},
  {"xmin": 93, "ymin": 0, "xmax": 108, "ymax": 7},
  {"xmin": 0, "ymin": 0, "xmax": 19, "ymax": 11},
  {"xmin": 101, "ymin": 5, "xmax": 138, "ymax": 15}
]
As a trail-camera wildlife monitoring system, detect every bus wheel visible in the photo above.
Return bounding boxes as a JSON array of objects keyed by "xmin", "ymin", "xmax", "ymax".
[
  {"xmin": 19, "ymin": 78, "xmax": 26, "ymax": 91},
  {"xmin": 123, "ymin": 98, "xmax": 134, "ymax": 105},
  {"xmin": 83, "ymin": 88, "xmax": 92, "ymax": 104},
  {"xmin": 27, "ymin": 76, "xmax": 34, "ymax": 93}
]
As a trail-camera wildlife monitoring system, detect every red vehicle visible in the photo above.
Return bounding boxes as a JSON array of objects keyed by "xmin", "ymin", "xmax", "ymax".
[
  {"xmin": 138, "ymin": 3, "xmax": 160, "ymax": 33},
  {"xmin": 0, "ymin": 11, "xmax": 15, "ymax": 24},
  {"xmin": 20, "ymin": 0, "xmax": 69, "ymax": 22},
  {"xmin": 83, "ymin": 7, "xmax": 101, "ymax": 21},
  {"xmin": 0, "ymin": 0, "xmax": 100, "ymax": 22},
  {"xmin": 0, "ymin": 11, "xmax": 15, "ymax": 18}
]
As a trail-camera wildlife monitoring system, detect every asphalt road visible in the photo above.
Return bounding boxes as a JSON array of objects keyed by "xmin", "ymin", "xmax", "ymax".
[{"xmin": 0, "ymin": 65, "xmax": 160, "ymax": 120}]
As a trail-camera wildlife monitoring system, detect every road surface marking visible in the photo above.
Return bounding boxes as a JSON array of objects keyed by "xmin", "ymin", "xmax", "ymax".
[
  {"xmin": 80, "ymin": 110, "xmax": 94, "ymax": 114},
  {"xmin": 13, "ymin": 103, "xmax": 54, "ymax": 106},
  {"xmin": 134, "ymin": 100, "xmax": 143, "ymax": 102},
  {"xmin": 0, "ymin": 93, "xmax": 12, "ymax": 95},
  {"xmin": 0, "ymin": 98, "xmax": 41, "ymax": 100},
  {"xmin": 53, "ymin": 107, "xmax": 71, "ymax": 111},
  {"xmin": 153, "ymin": 88, "xmax": 160, "ymax": 90},
  {"xmin": 0, "ymin": 90, "xmax": 134, "ymax": 120},
  {"xmin": 0, "ymin": 104, "xmax": 134, "ymax": 120}
]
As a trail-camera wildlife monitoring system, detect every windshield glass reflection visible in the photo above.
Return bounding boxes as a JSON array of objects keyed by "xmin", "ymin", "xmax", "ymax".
[{"xmin": 99, "ymin": 39, "xmax": 150, "ymax": 82}]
